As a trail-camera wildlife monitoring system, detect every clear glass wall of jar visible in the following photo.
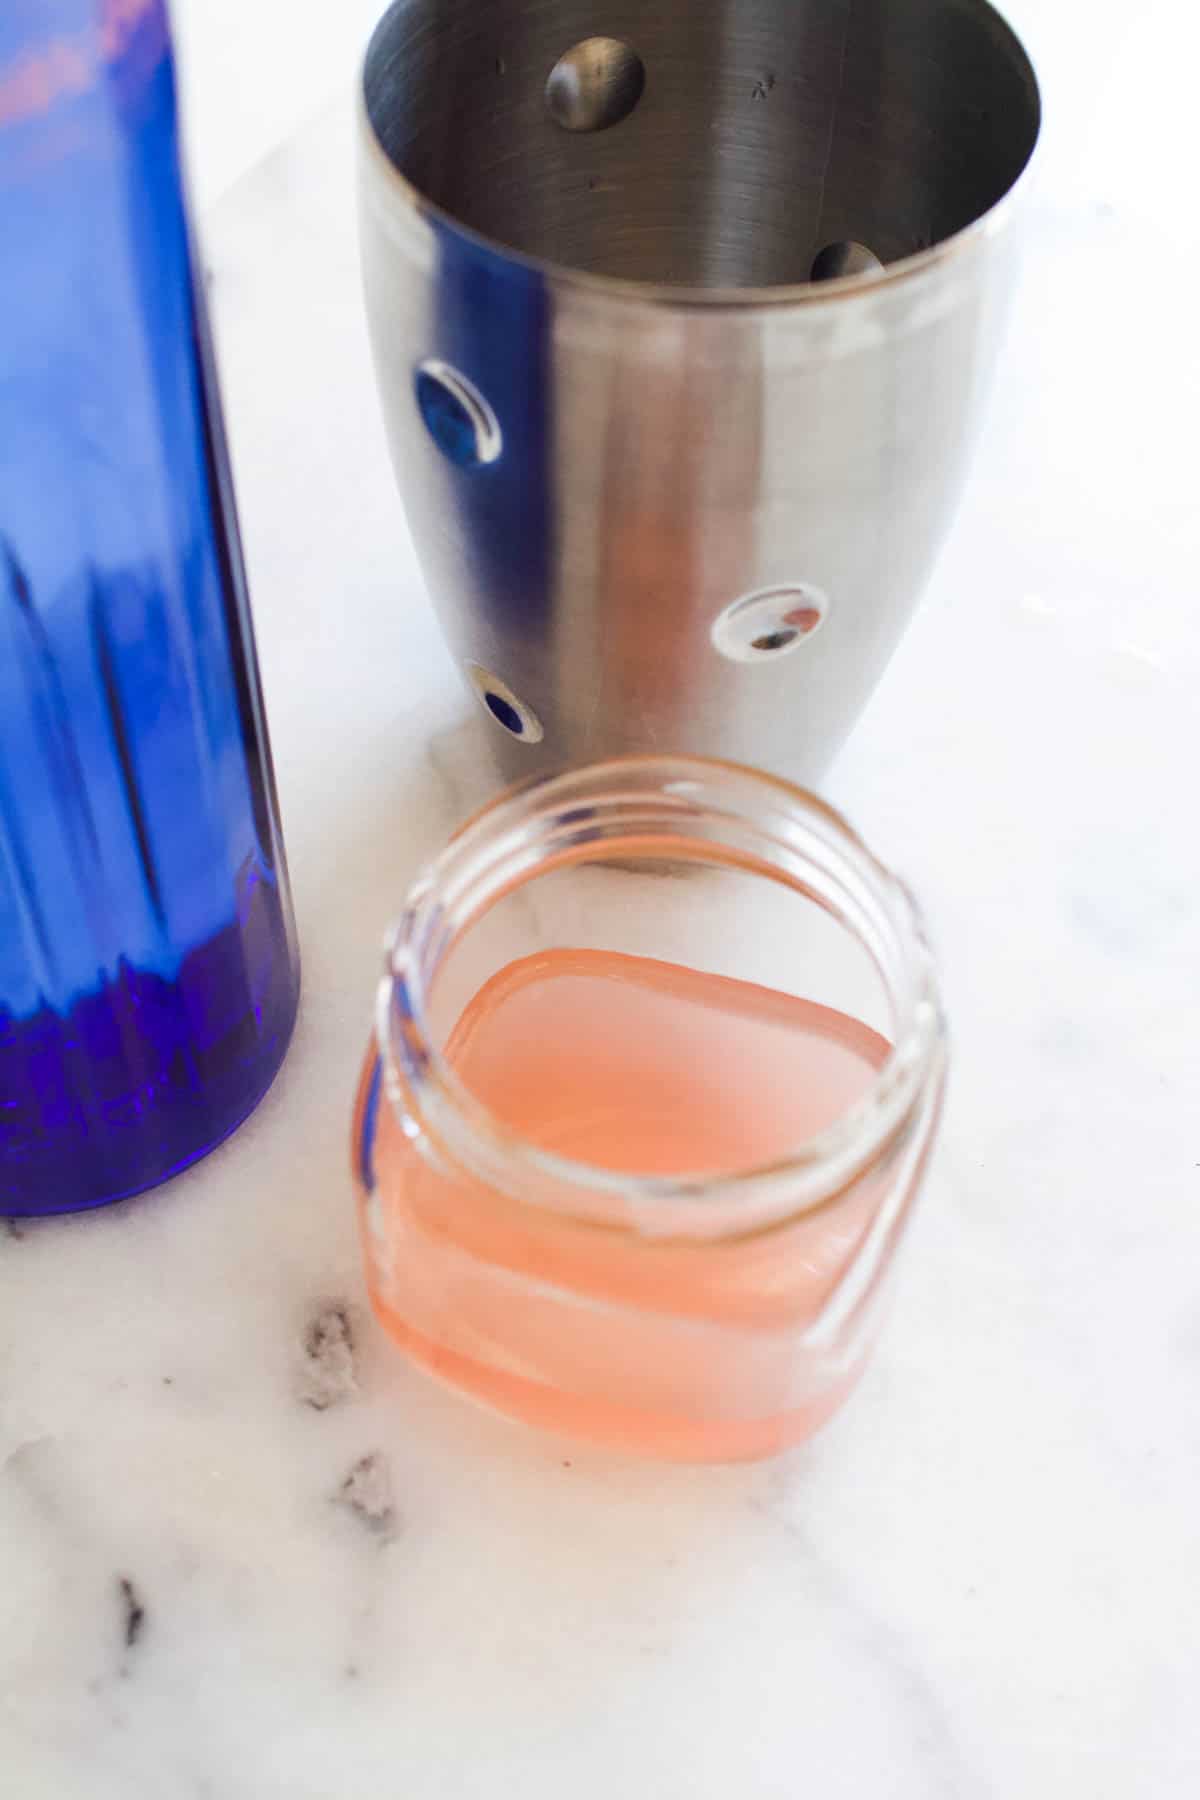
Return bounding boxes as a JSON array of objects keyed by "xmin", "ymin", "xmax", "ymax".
[{"xmin": 354, "ymin": 758, "xmax": 946, "ymax": 1463}]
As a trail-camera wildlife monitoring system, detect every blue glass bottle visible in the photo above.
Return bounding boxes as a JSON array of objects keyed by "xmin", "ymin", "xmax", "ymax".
[{"xmin": 0, "ymin": 0, "xmax": 300, "ymax": 1216}]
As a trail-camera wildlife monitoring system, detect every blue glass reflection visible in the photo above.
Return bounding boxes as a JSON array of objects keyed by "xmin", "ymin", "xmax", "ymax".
[{"xmin": 428, "ymin": 224, "xmax": 553, "ymax": 638}]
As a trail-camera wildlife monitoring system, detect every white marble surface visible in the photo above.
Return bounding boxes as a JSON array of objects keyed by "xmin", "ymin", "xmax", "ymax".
[
  {"xmin": 3, "ymin": 1, "xmax": 1200, "ymax": 1794},
  {"xmin": 170, "ymin": 0, "xmax": 383, "ymax": 211}
]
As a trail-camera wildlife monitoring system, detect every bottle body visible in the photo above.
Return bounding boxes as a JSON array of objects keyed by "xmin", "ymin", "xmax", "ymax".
[{"xmin": 1, "ymin": 1, "xmax": 300, "ymax": 1215}]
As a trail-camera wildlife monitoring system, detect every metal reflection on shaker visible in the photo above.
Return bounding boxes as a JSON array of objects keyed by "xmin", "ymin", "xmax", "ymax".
[{"xmin": 358, "ymin": 0, "xmax": 1040, "ymax": 783}]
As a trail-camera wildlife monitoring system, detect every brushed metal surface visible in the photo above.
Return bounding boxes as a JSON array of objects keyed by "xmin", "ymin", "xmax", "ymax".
[{"xmin": 360, "ymin": 0, "xmax": 1039, "ymax": 782}]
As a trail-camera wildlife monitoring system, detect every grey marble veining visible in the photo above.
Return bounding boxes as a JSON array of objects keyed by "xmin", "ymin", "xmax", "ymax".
[{"xmin": 3, "ymin": 0, "xmax": 1200, "ymax": 1791}]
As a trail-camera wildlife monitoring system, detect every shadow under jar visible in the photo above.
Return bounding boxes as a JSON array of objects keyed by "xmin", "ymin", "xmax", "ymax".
[
  {"xmin": 360, "ymin": 0, "xmax": 1040, "ymax": 785},
  {"xmin": 353, "ymin": 759, "xmax": 947, "ymax": 1463}
]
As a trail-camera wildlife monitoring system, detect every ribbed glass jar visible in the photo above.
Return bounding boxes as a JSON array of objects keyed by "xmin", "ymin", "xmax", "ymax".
[{"xmin": 355, "ymin": 758, "xmax": 945, "ymax": 1462}]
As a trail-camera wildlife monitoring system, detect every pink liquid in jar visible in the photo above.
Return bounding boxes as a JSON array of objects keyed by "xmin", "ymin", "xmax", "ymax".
[{"xmin": 355, "ymin": 949, "xmax": 897, "ymax": 1461}]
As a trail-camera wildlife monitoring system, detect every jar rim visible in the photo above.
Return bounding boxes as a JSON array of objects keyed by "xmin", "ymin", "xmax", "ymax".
[{"xmin": 376, "ymin": 756, "xmax": 946, "ymax": 1235}]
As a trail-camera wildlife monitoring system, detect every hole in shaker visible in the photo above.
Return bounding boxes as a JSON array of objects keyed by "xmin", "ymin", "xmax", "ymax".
[
  {"xmin": 545, "ymin": 39, "xmax": 645, "ymax": 133},
  {"xmin": 712, "ymin": 587, "xmax": 829, "ymax": 664},
  {"xmin": 485, "ymin": 692, "xmax": 523, "ymax": 735},
  {"xmin": 465, "ymin": 663, "xmax": 544, "ymax": 743},
  {"xmin": 415, "ymin": 361, "xmax": 502, "ymax": 468},
  {"xmin": 809, "ymin": 241, "xmax": 884, "ymax": 282}
]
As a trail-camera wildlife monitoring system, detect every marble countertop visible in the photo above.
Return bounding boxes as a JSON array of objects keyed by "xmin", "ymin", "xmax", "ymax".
[{"xmin": 3, "ymin": 2, "xmax": 1199, "ymax": 1794}]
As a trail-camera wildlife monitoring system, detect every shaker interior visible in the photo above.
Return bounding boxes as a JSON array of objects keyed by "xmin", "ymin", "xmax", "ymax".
[{"xmin": 364, "ymin": 0, "xmax": 1040, "ymax": 287}]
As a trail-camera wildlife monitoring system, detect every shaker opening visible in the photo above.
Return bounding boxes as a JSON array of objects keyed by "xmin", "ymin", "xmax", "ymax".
[{"xmin": 364, "ymin": 0, "xmax": 1040, "ymax": 289}]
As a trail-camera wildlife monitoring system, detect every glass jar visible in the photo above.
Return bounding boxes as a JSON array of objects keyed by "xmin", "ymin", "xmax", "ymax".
[
  {"xmin": 1, "ymin": 1, "xmax": 300, "ymax": 1215},
  {"xmin": 354, "ymin": 758, "xmax": 946, "ymax": 1462}
]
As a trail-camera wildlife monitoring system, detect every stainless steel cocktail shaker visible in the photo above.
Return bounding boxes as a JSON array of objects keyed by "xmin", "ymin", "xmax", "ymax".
[{"xmin": 360, "ymin": 0, "xmax": 1039, "ymax": 781}]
